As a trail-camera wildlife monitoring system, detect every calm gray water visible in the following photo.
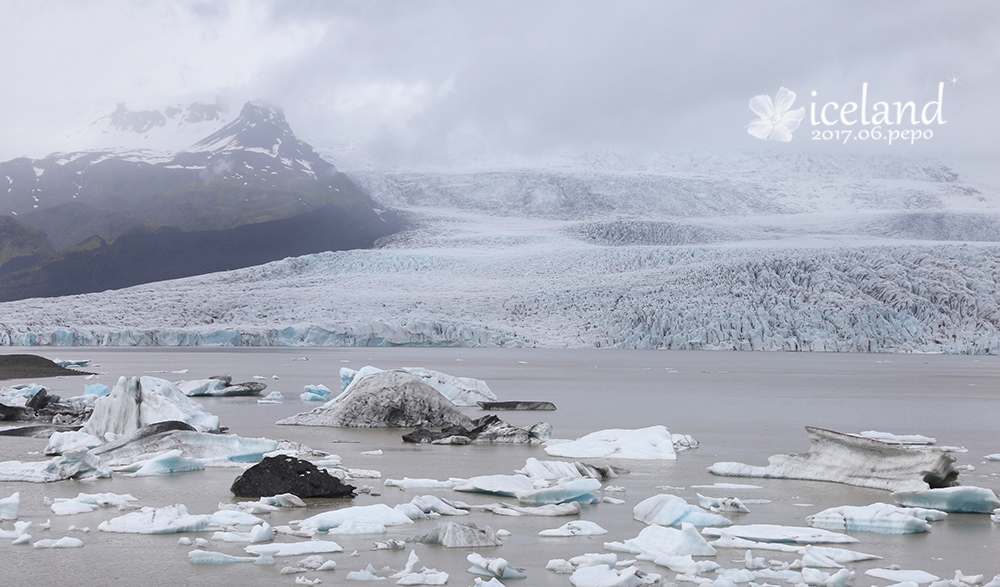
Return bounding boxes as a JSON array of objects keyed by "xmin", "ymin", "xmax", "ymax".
[{"xmin": 2, "ymin": 347, "xmax": 999, "ymax": 586}]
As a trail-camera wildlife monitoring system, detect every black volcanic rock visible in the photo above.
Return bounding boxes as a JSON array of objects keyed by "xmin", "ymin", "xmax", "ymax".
[{"xmin": 230, "ymin": 455, "xmax": 356, "ymax": 499}]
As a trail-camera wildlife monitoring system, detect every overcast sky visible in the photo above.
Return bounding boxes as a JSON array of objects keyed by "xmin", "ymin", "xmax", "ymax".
[{"xmin": 1, "ymin": 1, "xmax": 997, "ymax": 165}]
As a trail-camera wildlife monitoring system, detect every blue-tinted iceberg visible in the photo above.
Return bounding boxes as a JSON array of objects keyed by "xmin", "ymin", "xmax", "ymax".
[
  {"xmin": 633, "ymin": 494, "xmax": 733, "ymax": 527},
  {"xmin": 82, "ymin": 376, "xmax": 220, "ymax": 438},
  {"xmin": 891, "ymin": 486, "xmax": 1000, "ymax": 513},
  {"xmin": 701, "ymin": 524, "xmax": 858, "ymax": 544},
  {"xmin": 0, "ymin": 492, "xmax": 18, "ymax": 519},
  {"xmin": 806, "ymin": 503, "xmax": 944, "ymax": 534},
  {"xmin": 297, "ymin": 504, "xmax": 413, "ymax": 532},
  {"xmin": 517, "ymin": 478, "xmax": 601, "ymax": 506},
  {"xmin": 605, "ymin": 522, "xmax": 717, "ymax": 558}
]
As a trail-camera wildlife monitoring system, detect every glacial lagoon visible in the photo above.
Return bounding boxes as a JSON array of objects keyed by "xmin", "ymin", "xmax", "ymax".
[{"xmin": 1, "ymin": 347, "xmax": 999, "ymax": 585}]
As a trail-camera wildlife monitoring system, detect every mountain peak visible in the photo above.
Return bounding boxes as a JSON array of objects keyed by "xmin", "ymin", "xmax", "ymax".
[{"xmin": 186, "ymin": 100, "xmax": 300, "ymax": 157}]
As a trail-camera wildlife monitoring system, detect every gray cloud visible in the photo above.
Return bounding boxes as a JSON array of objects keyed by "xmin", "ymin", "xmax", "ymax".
[{"xmin": 0, "ymin": 1, "xmax": 996, "ymax": 164}]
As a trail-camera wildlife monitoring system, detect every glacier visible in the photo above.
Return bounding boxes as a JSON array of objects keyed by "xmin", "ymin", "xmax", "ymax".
[{"xmin": 2, "ymin": 150, "xmax": 1000, "ymax": 355}]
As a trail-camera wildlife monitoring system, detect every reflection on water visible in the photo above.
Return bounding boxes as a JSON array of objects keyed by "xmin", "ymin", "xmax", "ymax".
[{"xmin": 1, "ymin": 347, "xmax": 999, "ymax": 585}]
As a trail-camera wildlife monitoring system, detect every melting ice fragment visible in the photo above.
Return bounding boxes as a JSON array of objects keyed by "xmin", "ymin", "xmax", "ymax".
[
  {"xmin": 865, "ymin": 569, "xmax": 941, "ymax": 584},
  {"xmin": 297, "ymin": 503, "xmax": 413, "ymax": 532},
  {"xmin": 633, "ymin": 494, "xmax": 733, "ymax": 527},
  {"xmin": 538, "ymin": 520, "xmax": 608, "ymax": 536},
  {"xmin": 0, "ymin": 492, "xmax": 19, "ymax": 519},
  {"xmin": 891, "ymin": 486, "xmax": 1000, "ymax": 513},
  {"xmin": 467, "ymin": 553, "xmax": 527, "ymax": 579},
  {"xmin": 545, "ymin": 426, "xmax": 678, "ymax": 460},
  {"xmin": 604, "ymin": 522, "xmax": 717, "ymax": 558},
  {"xmin": 806, "ymin": 503, "xmax": 944, "ymax": 534},
  {"xmin": 701, "ymin": 524, "xmax": 858, "ymax": 544},
  {"xmin": 32, "ymin": 536, "xmax": 84, "ymax": 549},
  {"xmin": 0, "ymin": 450, "xmax": 111, "ymax": 483},
  {"xmin": 98, "ymin": 504, "xmax": 211, "ymax": 534}
]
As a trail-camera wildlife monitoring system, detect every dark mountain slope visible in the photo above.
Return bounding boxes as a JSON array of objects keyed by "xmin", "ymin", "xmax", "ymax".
[{"xmin": 0, "ymin": 215, "xmax": 54, "ymax": 276}]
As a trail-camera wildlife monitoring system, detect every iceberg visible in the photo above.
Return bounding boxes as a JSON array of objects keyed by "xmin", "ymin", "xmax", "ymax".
[
  {"xmin": 696, "ymin": 494, "xmax": 750, "ymax": 513},
  {"xmin": 633, "ymin": 494, "xmax": 733, "ymax": 527},
  {"xmin": 188, "ymin": 550, "xmax": 259, "ymax": 564},
  {"xmin": 701, "ymin": 524, "xmax": 858, "ymax": 544},
  {"xmin": 570, "ymin": 564, "xmax": 661, "ymax": 587},
  {"xmin": 32, "ymin": 537, "xmax": 84, "ymax": 549},
  {"xmin": 604, "ymin": 522, "xmax": 717, "ymax": 558},
  {"xmin": 119, "ymin": 449, "xmax": 206, "ymax": 476},
  {"xmin": 83, "ymin": 376, "xmax": 220, "ymax": 437},
  {"xmin": 545, "ymin": 426, "xmax": 677, "ymax": 460},
  {"xmin": 708, "ymin": 426, "xmax": 959, "ymax": 492},
  {"xmin": 277, "ymin": 370, "xmax": 474, "ymax": 429},
  {"xmin": 467, "ymin": 553, "xmax": 527, "ymax": 579},
  {"xmin": 44, "ymin": 430, "xmax": 103, "ymax": 455},
  {"xmin": 0, "ymin": 492, "xmax": 18, "ymax": 519},
  {"xmin": 475, "ymin": 502, "xmax": 582, "ymax": 517},
  {"xmin": 705, "ymin": 534, "xmax": 880, "ymax": 563},
  {"xmin": 0, "ymin": 450, "xmax": 111, "ymax": 483},
  {"xmin": 50, "ymin": 492, "xmax": 137, "ymax": 516},
  {"xmin": 518, "ymin": 457, "xmax": 618, "ymax": 481},
  {"xmin": 90, "ymin": 424, "xmax": 278, "ymax": 467},
  {"xmin": 297, "ymin": 504, "xmax": 413, "ymax": 532},
  {"xmin": 300, "ymin": 384, "xmax": 331, "ymax": 402},
  {"xmin": 246, "ymin": 541, "xmax": 342, "ymax": 557},
  {"xmin": 453, "ymin": 474, "xmax": 538, "ymax": 497},
  {"xmin": 865, "ymin": 569, "xmax": 941, "ymax": 583},
  {"xmin": 407, "ymin": 495, "xmax": 468, "ymax": 516},
  {"xmin": 384, "ymin": 478, "xmax": 461, "ymax": 490},
  {"xmin": 209, "ymin": 509, "xmax": 265, "ymax": 526},
  {"xmin": 415, "ymin": 521, "xmax": 502, "ymax": 548},
  {"xmin": 806, "ymin": 503, "xmax": 943, "ymax": 534},
  {"xmin": 891, "ymin": 486, "xmax": 1000, "ymax": 513},
  {"xmin": 326, "ymin": 521, "xmax": 387, "ymax": 535},
  {"xmin": 516, "ymin": 478, "xmax": 601, "ymax": 506},
  {"xmin": 650, "ymin": 553, "xmax": 721, "ymax": 575},
  {"xmin": 538, "ymin": 520, "xmax": 608, "ymax": 536},
  {"xmin": 98, "ymin": 504, "xmax": 210, "ymax": 534},
  {"xmin": 176, "ymin": 378, "xmax": 265, "ymax": 397}
]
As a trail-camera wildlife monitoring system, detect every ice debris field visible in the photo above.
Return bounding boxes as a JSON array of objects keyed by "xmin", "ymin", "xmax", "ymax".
[{"xmin": 3, "ymin": 358, "xmax": 1000, "ymax": 587}]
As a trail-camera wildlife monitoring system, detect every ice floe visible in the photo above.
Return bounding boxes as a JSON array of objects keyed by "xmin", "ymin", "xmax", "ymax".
[
  {"xmin": 538, "ymin": 520, "xmax": 608, "ymax": 536},
  {"xmin": 518, "ymin": 457, "xmax": 619, "ymax": 481},
  {"xmin": 701, "ymin": 524, "xmax": 858, "ymax": 544},
  {"xmin": 708, "ymin": 426, "xmax": 959, "ymax": 492},
  {"xmin": 865, "ymin": 568, "xmax": 941, "ymax": 583},
  {"xmin": 246, "ymin": 540, "xmax": 343, "ymax": 556},
  {"xmin": 806, "ymin": 503, "xmax": 945, "ymax": 534},
  {"xmin": 516, "ymin": 478, "xmax": 601, "ymax": 506},
  {"xmin": 90, "ymin": 423, "xmax": 278, "ymax": 467},
  {"xmin": 49, "ymin": 492, "xmax": 137, "ymax": 515},
  {"xmin": 32, "ymin": 536, "xmax": 84, "ymax": 549},
  {"xmin": 297, "ymin": 503, "xmax": 414, "ymax": 532},
  {"xmin": 605, "ymin": 522, "xmax": 717, "ymax": 558},
  {"xmin": 892, "ymin": 486, "xmax": 1000, "ymax": 514},
  {"xmin": 545, "ymin": 426, "xmax": 679, "ymax": 460},
  {"xmin": 0, "ymin": 492, "xmax": 18, "ymax": 519},
  {"xmin": 570, "ymin": 563, "xmax": 661, "ymax": 586},
  {"xmin": 633, "ymin": 494, "xmax": 733, "ymax": 527},
  {"xmin": 467, "ymin": 553, "xmax": 527, "ymax": 579},
  {"xmin": 415, "ymin": 521, "xmax": 503, "ymax": 548},
  {"xmin": 98, "ymin": 504, "xmax": 211, "ymax": 534},
  {"xmin": 0, "ymin": 450, "xmax": 111, "ymax": 482}
]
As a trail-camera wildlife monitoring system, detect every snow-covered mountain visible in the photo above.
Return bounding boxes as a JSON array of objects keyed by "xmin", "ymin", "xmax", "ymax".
[{"xmin": 63, "ymin": 101, "xmax": 229, "ymax": 154}]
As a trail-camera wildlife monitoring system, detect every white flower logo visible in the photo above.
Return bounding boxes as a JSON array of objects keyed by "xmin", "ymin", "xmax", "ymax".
[{"xmin": 747, "ymin": 87, "xmax": 805, "ymax": 142}]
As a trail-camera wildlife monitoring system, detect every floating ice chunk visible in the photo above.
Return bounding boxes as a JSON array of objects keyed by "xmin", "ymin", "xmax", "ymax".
[
  {"xmin": 570, "ymin": 553, "xmax": 619, "ymax": 568},
  {"xmin": 866, "ymin": 569, "xmax": 941, "ymax": 583},
  {"xmin": 519, "ymin": 457, "xmax": 618, "ymax": 481},
  {"xmin": 705, "ymin": 534, "xmax": 880, "ymax": 562},
  {"xmin": 454, "ymin": 474, "xmax": 537, "ymax": 497},
  {"xmin": 246, "ymin": 541, "xmax": 343, "ymax": 557},
  {"xmin": 297, "ymin": 504, "xmax": 414, "ymax": 532},
  {"xmin": 83, "ymin": 376, "xmax": 220, "ymax": 437},
  {"xmin": 189, "ymin": 550, "xmax": 258, "ymax": 564},
  {"xmin": 373, "ymin": 538, "xmax": 406, "ymax": 550},
  {"xmin": 0, "ymin": 492, "xmax": 18, "ymax": 519},
  {"xmin": 415, "ymin": 522, "xmax": 502, "ymax": 548},
  {"xmin": 345, "ymin": 566, "xmax": 387, "ymax": 581},
  {"xmin": 33, "ymin": 537, "xmax": 83, "ymax": 549},
  {"xmin": 0, "ymin": 519, "xmax": 31, "ymax": 539},
  {"xmin": 545, "ymin": 426, "xmax": 677, "ymax": 460},
  {"xmin": 892, "ymin": 486, "xmax": 1000, "ymax": 513},
  {"xmin": 468, "ymin": 553, "xmax": 526, "ymax": 579},
  {"xmin": 472, "ymin": 579, "xmax": 506, "ymax": 587},
  {"xmin": 251, "ymin": 494, "xmax": 306, "ymax": 508},
  {"xmin": 801, "ymin": 546, "xmax": 844, "ymax": 568},
  {"xmin": 92, "ymin": 427, "xmax": 278, "ymax": 467},
  {"xmin": 259, "ymin": 391, "xmax": 283, "ymax": 404},
  {"xmin": 50, "ymin": 492, "xmax": 137, "ymax": 516},
  {"xmin": 301, "ymin": 384, "xmax": 331, "ymax": 402},
  {"xmin": 385, "ymin": 478, "xmax": 461, "ymax": 490},
  {"xmin": 401, "ymin": 367, "xmax": 498, "ymax": 406},
  {"xmin": 806, "ymin": 503, "xmax": 941, "ymax": 534},
  {"xmin": 633, "ymin": 494, "xmax": 733, "ymax": 527},
  {"xmin": 328, "ymin": 521, "xmax": 387, "ymax": 535},
  {"xmin": 539, "ymin": 520, "xmax": 608, "ymax": 536},
  {"xmin": 701, "ymin": 524, "xmax": 858, "ymax": 544},
  {"xmin": 123, "ymin": 449, "xmax": 206, "ymax": 476},
  {"xmin": 99, "ymin": 504, "xmax": 210, "ymax": 534},
  {"xmin": 697, "ymin": 494, "xmax": 750, "ymax": 513},
  {"xmin": 44, "ymin": 431, "xmax": 103, "ymax": 455},
  {"xmin": 408, "ymin": 495, "xmax": 468, "ymax": 516},
  {"xmin": 476, "ymin": 501, "xmax": 582, "ymax": 517},
  {"xmin": 84, "ymin": 383, "xmax": 110, "ymax": 395},
  {"xmin": 690, "ymin": 483, "xmax": 762, "ymax": 490},
  {"xmin": 708, "ymin": 427, "xmax": 958, "ymax": 492},
  {"xmin": 570, "ymin": 564, "xmax": 660, "ymax": 587},
  {"xmin": 651, "ymin": 554, "xmax": 720, "ymax": 575},
  {"xmin": 605, "ymin": 522, "xmax": 717, "ymax": 558},
  {"xmin": 12, "ymin": 533, "xmax": 31, "ymax": 545},
  {"xmin": 295, "ymin": 577, "xmax": 322, "ymax": 585},
  {"xmin": 210, "ymin": 510, "xmax": 265, "ymax": 526},
  {"xmin": 985, "ymin": 454, "xmax": 1000, "ymax": 462},
  {"xmin": 801, "ymin": 567, "xmax": 854, "ymax": 587},
  {"xmin": 517, "ymin": 478, "xmax": 601, "ymax": 506},
  {"xmin": 0, "ymin": 451, "xmax": 111, "ymax": 483}
]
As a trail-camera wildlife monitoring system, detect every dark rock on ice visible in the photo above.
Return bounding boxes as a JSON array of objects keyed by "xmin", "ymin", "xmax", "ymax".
[
  {"xmin": 0, "ymin": 424, "xmax": 82, "ymax": 438},
  {"xmin": 25, "ymin": 389, "xmax": 58, "ymax": 411},
  {"xmin": 0, "ymin": 403, "xmax": 35, "ymax": 421},
  {"xmin": 90, "ymin": 420, "xmax": 197, "ymax": 457},
  {"xmin": 214, "ymin": 381, "xmax": 267, "ymax": 397},
  {"xmin": 401, "ymin": 415, "xmax": 551, "ymax": 445},
  {"xmin": 478, "ymin": 401, "xmax": 557, "ymax": 411},
  {"xmin": 414, "ymin": 521, "xmax": 502, "ymax": 548},
  {"xmin": 708, "ymin": 426, "xmax": 960, "ymax": 492},
  {"xmin": 230, "ymin": 455, "xmax": 356, "ymax": 499},
  {"xmin": 0, "ymin": 354, "xmax": 93, "ymax": 381},
  {"xmin": 276, "ymin": 370, "xmax": 474, "ymax": 429}
]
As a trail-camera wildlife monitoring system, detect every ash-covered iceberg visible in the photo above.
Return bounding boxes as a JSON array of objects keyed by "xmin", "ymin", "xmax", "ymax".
[
  {"xmin": 340, "ymin": 365, "xmax": 498, "ymax": 406},
  {"xmin": 0, "ymin": 450, "xmax": 111, "ymax": 483},
  {"xmin": 276, "ymin": 369, "xmax": 473, "ymax": 428},
  {"xmin": 89, "ymin": 421, "xmax": 277, "ymax": 467},
  {"xmin": 708, "ymin": 426, "xmax": 959, "ymax": 492},
  {"xmin": 82, "ymin": 376, "xmax": 220, "ymax": 438}
]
